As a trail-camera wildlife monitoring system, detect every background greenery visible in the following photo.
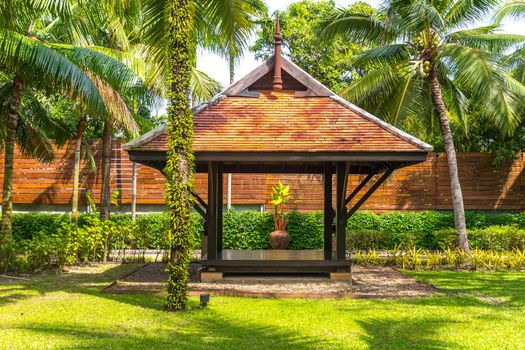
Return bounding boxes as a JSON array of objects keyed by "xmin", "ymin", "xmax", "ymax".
[{"xmin": 5, "ymin": 210, "xmax": 525, "ymax": 272}]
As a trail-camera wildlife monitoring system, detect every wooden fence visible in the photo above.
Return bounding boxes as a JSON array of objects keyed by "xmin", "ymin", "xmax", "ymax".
[{"xmin": 0, "ymin": 142, "xmax": 523, "ymax": 212}]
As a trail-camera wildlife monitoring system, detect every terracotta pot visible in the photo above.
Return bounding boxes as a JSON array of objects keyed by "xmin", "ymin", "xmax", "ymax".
[{"xmin": 269, "ymin": 230, "xmax": 290, "ymax": 249}]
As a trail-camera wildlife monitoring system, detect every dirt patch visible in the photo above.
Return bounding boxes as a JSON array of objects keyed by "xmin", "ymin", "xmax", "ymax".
[{"xmin": 104, "ymin": 263, "xmax": 439, "ymax": 298}]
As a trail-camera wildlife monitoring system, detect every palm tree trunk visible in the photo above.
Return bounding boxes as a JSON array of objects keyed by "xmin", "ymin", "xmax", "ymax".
[
  {"xmin": 229, "ymin": 51, "xmax": 235, "ymax": 85},
  {"xmin": 72, "ymin": 114, "xmax": 86, "ymax": 225},
  {"xmin": 165, "ymin": 0, "xmax": 195, "ymax": 311},
  {"xmin": 429, "ymin": 69, "xmax": 469, "ymax": 253},
  {"xmin": 100, "ymin": 120, "xmax": 112, "ymax": 221},
  {"xmin": 0, "ymin": 76, "xmax": 23, "ymax": 267},
  {"xmin": 227, "ymin": 52, "xmax": 234, "ymax": 210}
]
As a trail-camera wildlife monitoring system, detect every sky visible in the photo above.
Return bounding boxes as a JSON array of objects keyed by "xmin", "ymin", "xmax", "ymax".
[{"xmin": 196, "ymin": 0, "xmax": 525, "ymax": 88}]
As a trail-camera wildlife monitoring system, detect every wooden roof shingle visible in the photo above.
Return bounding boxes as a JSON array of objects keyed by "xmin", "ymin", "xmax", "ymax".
[{"xmin": 124, "ymin": 56, "xmax": 432, "ymax": 154}]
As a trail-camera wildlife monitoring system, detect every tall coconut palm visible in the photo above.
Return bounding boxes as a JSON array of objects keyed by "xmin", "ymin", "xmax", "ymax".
[
  {"xmin": 162, "ymin": 0, "xmax": 195, "ymax": 312},
  {"xmin": 139, "ymin": 0, "xmax": 266, "ymax": 310},
  {"xmin": 202, "ymin": 0, "xmax": 266, "ymax": 210},
  {"xmin": 52, "ymin": 0, "xmax": 220, "ymax": 221},
  {"xmin": 44, "ymin": 0, "xmax": 157, "ymax": 222},
  {"xmin": 203, "ymin": 0, "xmax": 267, "ymax": 84},
  {"xmin": 0, "ymin": 1, "xmax": 142, "ymax": 266},
  {"xmin": 322, "ymin": 0, "xmax": 525, "ymax": 252}
]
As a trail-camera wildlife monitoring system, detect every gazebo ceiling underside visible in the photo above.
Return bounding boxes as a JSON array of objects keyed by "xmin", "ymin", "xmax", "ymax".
[{"xmin": 129, "ymin": 152, "xmax": 425, "ymax": 174}]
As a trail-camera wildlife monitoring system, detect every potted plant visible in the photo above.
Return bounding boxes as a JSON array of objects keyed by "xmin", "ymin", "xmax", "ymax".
[{"xmin": 269, "ymin": 181, "xmax": 292, "ymax": 249}]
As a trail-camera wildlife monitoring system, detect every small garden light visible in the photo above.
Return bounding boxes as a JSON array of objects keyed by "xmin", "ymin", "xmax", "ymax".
[{"xmin": 199, "ymin": 294, "xmax": 210, "ymax": 309}]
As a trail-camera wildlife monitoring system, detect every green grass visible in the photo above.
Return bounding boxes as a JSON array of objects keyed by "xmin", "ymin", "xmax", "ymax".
[{"xmin": 1, "ymin": 265, "xmax": 524, "ymax": 349}]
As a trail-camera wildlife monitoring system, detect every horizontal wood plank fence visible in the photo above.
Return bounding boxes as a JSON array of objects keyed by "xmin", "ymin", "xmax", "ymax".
[{"xmin": 0, "ymin": 142, "xmax": 523, "ymax": 212}]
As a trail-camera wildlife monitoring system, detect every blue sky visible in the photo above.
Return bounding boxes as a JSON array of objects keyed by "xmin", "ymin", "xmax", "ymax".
[{"xmin": 196, "ymin": 0, "xmax": 525, "ymax": 88}]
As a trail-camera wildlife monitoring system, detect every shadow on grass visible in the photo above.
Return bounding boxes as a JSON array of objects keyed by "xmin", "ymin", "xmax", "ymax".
[
  {"xmin": 358, "ymin": 317, "xmax": 461, "ymax": 350},
  {"xmin": 406, "ymin": 270, "xmax": 525, "ymax": 307},
  {"xmin": 13, "ymin": 308, "xmax": 318, "ymax": 350},
  {"xmin": 0, "ymin": 264, "xmax": 151, "ymax": 309}
]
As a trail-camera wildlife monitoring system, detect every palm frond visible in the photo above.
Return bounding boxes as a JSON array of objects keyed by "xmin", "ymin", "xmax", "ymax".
[
  {"xmin": 351, "ymin": 44, "xmax": 410, "ymax": 67},
  {"xmin": 321, "ymin": 9, "xmax": 395, "ymax": 44},
  {"xmin": 190, "ymin": 68, "xmax": 223, "ymax": 106},
  {"xmin": 494, "ymin": 0, "xmax": 525, "ymax": 23},
  {"xmin": 478, "ymin": 75, "xmax": 525, "ymax": 134},
  {"xmin": 401, "ymin": 0, "xmax": 446, "ymax": 34},
  {"xmin": 438, "ymin": 43, "xmax": 495, "ymax": 98},
  {"xmin": 445, "ymin": 0, "xmax": 500, "ymax": 27},
  {"xmin": 0, "ymin": 28, "xmax": 107, "ymax": 116},
  {"xmin": 449, "ymin": 31, "xmax": 525, "ymax": 54}
]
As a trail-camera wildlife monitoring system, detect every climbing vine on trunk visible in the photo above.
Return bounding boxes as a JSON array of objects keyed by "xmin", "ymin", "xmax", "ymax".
[
  {"xmin": 164, "ymin": 0, "xmax": 195, "ymax": 311},
  {"xmin": 0, "ymin": 76, "xmax": 24, "ymax": 269}
]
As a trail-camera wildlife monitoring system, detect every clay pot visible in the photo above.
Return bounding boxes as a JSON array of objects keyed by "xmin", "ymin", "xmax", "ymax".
[{"xmin": 269, "ymin": 230, "xmax": 290, "ymax": 249}]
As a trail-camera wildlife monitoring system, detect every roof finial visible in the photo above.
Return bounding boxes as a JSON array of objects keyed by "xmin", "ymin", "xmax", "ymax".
[{"xmin": 272, "ymin": 15, "xmax": 283, "ymax": 91}]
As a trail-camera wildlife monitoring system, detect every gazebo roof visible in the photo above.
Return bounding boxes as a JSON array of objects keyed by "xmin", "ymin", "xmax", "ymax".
[
  {"xmin": 125, "ymin": 56, "xmax": 432, "ymax": 155},
  {"xmin": 124, "ymin": 23, "xmax": 431, "ymax": 175}
]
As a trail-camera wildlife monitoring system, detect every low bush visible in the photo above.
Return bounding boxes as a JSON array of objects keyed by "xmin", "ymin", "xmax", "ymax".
[{"xmin": 4, "ymin": 210, "xmax": 525, "ymax": 272}]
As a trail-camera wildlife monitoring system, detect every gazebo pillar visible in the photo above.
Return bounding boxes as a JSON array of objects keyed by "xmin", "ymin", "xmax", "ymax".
[
  {"xmin": 323, "ymin": 164, "xmax": 333, "ymax": 260},
  {"xmin": 217, "ymin": 162, "xmax": 224, "ymax": 257},
  {"xmin": 335, "ymin": 162, "xmax": 349, "ymax": 260},
  {"xmin": 207, "ymin": 161, "xmax": 223, "ymax": 260}
]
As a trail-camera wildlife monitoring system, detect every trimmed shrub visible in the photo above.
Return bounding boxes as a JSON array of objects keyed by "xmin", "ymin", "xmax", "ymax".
[{"xmin": 6, "ymin": 210, "xmax": 525, "ymax": 272}]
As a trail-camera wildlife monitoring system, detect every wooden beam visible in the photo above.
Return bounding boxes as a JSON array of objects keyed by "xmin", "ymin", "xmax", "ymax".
[
  {"xmin": 335, "ymin": 162, "xmax": 349, "ymax": 260},
  {"xmin": 346, "ymin": 168, "xmax": 395, "ymax": 219},
  {"xmin": 344, "ymin": 173, "xmax": 375, "ymax": 206},
  {"xmin": 217, "ymin": 162, "xmax": 224, "ymax": 256},
  {"xmin": 191, "ymin": 191, "xmax": 208, "ymax": 211},
  {"xmin": 323, "ymin": 164, "xmax": 333, "ymax": 260},
  {"xmin": 281, "ymin": 57, "xmax": 333, "ymax": 96},
  {"xmin": 192, "ymin": 200, "xmax": 206, "ymax": 219},
  {"xmin": 224, "ymin": 58, "xmax": 273, "ymax": 96},
  {"xmin": 207, "ymin": 162, "xmax": 218, "ymax": 260}
]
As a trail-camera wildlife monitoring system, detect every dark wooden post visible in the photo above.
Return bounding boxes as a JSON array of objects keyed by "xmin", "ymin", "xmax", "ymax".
[
  {"xmin": 335, "ymin": 162, "xmax": 349, "ymax": 260},
  {"xmin": 217, "ymin": 162, "xmax": 224, "ymax": 258},
  {"xmin": 207, "ymin": 162, "xmax": 218, "ymax": 260},
  {"xmin": 323, "ymin": 164, "xmax": 333, "ymax": 260}
]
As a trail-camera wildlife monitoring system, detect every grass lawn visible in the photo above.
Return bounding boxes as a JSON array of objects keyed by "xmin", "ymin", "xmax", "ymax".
[{"xmin": 1, "ymin": 264, "xmax": 524, "ymax": 350}]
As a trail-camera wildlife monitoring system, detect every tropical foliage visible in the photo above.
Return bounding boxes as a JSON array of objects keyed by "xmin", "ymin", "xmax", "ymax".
[
  {"xmin": 251, "ymin": 0, "xmax": 376, "ymax": 91},
  {"xmin": 322, "ymin": 0, "xmax": 525, "ymax": 252},
  {"xmin": 270, "ymin": 181, "xmax": 292, "ymax": 231}
]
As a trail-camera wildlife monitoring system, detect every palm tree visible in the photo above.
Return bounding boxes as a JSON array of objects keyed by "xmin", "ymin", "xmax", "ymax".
[
  {"xmin": 0, "ymin": 1, "xmax": 141, "ymax": 266},
  {"xmin": 204, "ymin": 0, "xmax": 267, "ymax": 84},
  {"xmin": 56, "ymin": 0, "xmax": 220, "ymax": 221},
  {"xmin": 139, "ymin": 0, "xmax": 266, "ymax": 310},
  {"xmin": 495, "ymin": 1, "xmax": 525, "ymax": 83},
  {"xmin": 44, "ymin": 0, "xmax": 156, "ymax": 222},
  {"xmin": 202, "ymin": 0, "xmax": 266, "ymax": 210},
  {"xmin": 322, "ymin": 0, "xmax": 525, "ymax": 253},
  {"xmin": 162, "ymin": 0, "xmax": 195, "ymax": 312}
]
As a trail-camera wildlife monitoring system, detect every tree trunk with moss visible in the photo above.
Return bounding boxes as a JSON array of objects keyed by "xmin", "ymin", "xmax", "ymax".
[
  {"xmin": 165, "ymin": 0, "xmax": 195, "ymax": 311},
  {"xmin": 0, "ymin": 76, "xmax": 23, "ymax": 268},
  {"xmin": 100, "ymin": 120, "xmax": 112, "ymax": 221},
  {"xmin": 429, "ymin": 69, "xmax": 469, "ymax": 253},
  {"xmin": 72, "ymin": 113, "xmax": 86, "ymax": 225}
]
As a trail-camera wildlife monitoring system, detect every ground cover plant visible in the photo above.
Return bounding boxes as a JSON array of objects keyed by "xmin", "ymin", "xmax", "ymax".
[{"xmin": 0, "ymin": 263, "xmax": 524, "ymax": 349}]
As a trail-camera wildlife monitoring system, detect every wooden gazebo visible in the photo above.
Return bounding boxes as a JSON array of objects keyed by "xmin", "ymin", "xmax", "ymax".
[{"xmin": 124, "ymin": 22, "xmax": 432, "ymax": 278}]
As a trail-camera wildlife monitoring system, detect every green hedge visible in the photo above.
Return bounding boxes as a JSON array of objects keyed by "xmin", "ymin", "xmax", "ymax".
[{"xmin": 5, "ymin": 210, "xmax": 525, "ymax": 272}]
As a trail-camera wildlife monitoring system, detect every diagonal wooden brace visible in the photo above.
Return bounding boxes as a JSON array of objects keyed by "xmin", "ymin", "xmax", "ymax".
[
  {"xmin": 344, "ymin": 173, "xmax": 375, "ymax": 206},
  {"xmin": 346, "ymin": 168, "xmax": 395, "ymax": 220}
]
